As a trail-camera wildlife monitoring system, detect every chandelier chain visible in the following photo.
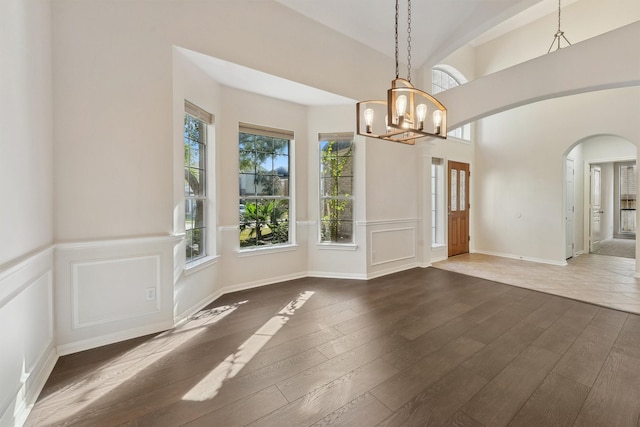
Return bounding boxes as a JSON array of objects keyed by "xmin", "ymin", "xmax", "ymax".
[
  {"xmin": 557, "ymin": 0, "xmax": 562, "ymax": 32},
  {"xmin": 394, "ymin": 0, "xmax": 399, "ymax": 79},
  {"xmin": 407, "ymin": 0, "xmax": 412, "ymax": 82}
]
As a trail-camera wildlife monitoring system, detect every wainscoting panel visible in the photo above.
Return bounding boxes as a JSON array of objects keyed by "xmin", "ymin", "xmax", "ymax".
[
  {"xmin": 72, "ymin": 255, "xmax": 161, "ymax": 328},
  {"xmin": 370, "ymin": 227, "xmax": 416, "ymax": 266},
  {"xmin": 0, "ymin": 248, "xmax": 56, "ymax": 427},
  {"xmin": 55, "ymin": 236, "xmax": 177, "ymax": 355}
]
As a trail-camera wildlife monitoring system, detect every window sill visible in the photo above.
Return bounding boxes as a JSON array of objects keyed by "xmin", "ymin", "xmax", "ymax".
[
  {"xmin": 237, "ymin": 244, "xmax": 299, "ymax": 257},
  {"xmin": 431, "ymin": 244, "xmax": 447, "ymax": 249},
  {"xmin": 316, "ymin": 243, "xmax": 358, "ymax": 251},
  {"xmin": 185, "ymin": 255, "xmax": 220, "ymax": 276}
]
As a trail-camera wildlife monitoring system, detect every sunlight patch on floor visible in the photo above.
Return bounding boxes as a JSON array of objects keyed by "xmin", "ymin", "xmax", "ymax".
[
  {"xmin": 31, "ymin": 301, "xmax": 245, "ymax": 424},
  {"xmin": 182, "ymin": 291, "xmax": 315, "ymax": 402}
]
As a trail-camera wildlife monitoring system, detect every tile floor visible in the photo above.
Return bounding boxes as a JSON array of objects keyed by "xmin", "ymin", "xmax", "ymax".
[{"xmin": 433, "ymin": 253, "xmax": 640, "ymax": 315}]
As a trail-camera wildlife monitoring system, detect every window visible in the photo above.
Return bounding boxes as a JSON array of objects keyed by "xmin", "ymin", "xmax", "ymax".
[
  {"xmin": 319, "ymin": 133, "xmax": 354, "ymax": 243},
  {"xmin": 432, "ymin": 68, "xmax": 471, "ymax": 141},
  {"xmin": 184, "ymin": 101, "xmax": 212, "ymax": 264},
  {"xmin": 619, "ymin": 163, "xmax": 637, "ymax": 233},
  {"xmin": 431, "ymin": 157, "xmax": 445, "ymax": 246},
  {"xmin": 239, "ymin": 123, "xmax": 292, "ymax": 248}
]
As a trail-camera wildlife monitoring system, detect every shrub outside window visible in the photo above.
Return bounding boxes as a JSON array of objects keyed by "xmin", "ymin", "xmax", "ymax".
[
  {"xmin": 319, "ymin": 133, "xmax": 354, "ymax": 243},
  {"xmin": 239, "ymin": 124, "xmax": 292, "ymax": 248},
  {"xmin": 184, "ymin": 102, "xmax": 211, "ymax": 264}
]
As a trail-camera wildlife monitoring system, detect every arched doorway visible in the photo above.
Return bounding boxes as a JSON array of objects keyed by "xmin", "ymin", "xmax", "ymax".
[{"xmin": 565, "ymin": 135, "xmax": 637, "ymax": 260}]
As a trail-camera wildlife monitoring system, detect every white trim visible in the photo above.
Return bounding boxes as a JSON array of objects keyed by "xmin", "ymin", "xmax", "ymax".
[
  {"xmin": 370, "ymin": 227, "xmax": 417, "ymax": 266},
  {"xmin": 71, "ymin": 255, "xmax": 162, "ymax": 328},
  {"xmin": 356, "ymin": 218, "xmax": 420, "ymax": 226},
  {"xmin": 237, "ymin": 244, "xmax": 299, "ymax": 257},
  {"xmin": 307, "ymin": 270, "xmax": 368, "ymax": 280},
  {"xmin": 0, "ymin": 245, "xmax": 55, "ymax": 307},
  {"xmin": 56, "ymin": 235, "xmax": 181, "ymax": 250},
  {"xmin": 315, "ymin": 243, "xmax": 358, "ymax": 251},
  {"xmin": 473, "ymin": 249, "xmax": 568, "ymax": 267},
  {"xmin": 366, "ymin": 262, "xmax": 419, "ymax": 280},
  {"xmin": 2, "ymin": 344, "xmax": 58, "ymax": 427},
  {"xmin": 430, "ymin": 254, "xmax": 448, "ymax": 263},
  {"xmin": 185, "ymin": 255, "xmax": 220, "ymax": 276},
  {"xmin": 56, "ymin": 319, "xmax": 173, "ymax": 356},
  {"xmin": 296, "ymin": 220, "xmax": 316, "ymax": 226},
  {"xmin": 174, "ymin": 288, "xmax": 224, "ymax": 326}
]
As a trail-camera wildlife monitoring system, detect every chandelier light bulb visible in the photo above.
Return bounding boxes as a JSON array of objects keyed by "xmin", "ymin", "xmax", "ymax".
[
  {"xmin": 416, "ymin": 104, "xmax": 427, "ymax": 130},
  {"xmin": 433, "ymin": 110, "xmax": 443, "ymax": 134},
  {"xmin": 364, "ymin": 108, "xmax": 374, "ymax": 133},
  {"xmin": 396, "ymin": 95, "xmax": 407, "ymax": 124}
]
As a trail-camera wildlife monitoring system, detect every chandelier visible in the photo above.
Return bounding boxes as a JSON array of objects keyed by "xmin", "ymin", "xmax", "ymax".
[
  {"xmin": 547, "ymin": 0, "xmax": 571, "ymax": 53},
  {"xmin": 356, "ymin": 0, "xmax": 447, "ymax": 144}
]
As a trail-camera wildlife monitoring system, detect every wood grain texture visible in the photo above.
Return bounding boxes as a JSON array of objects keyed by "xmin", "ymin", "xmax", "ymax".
[
  {"xmin": 573, "ymin": 351, "xmax": 640, "ymax": 427},
  {"xmin": 24, "ymin": 266, "xmax": 640, "ymax": 427},
  {"xmin": 507, "ymin": 372, "xmax": 590, "ymax": 427},
  {"xmin": 462, "ymin": 345, "xmax": 561, "ymax": 426}
]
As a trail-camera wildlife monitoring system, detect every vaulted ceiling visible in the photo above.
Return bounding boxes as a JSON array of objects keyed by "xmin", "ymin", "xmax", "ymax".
[{"xmin": 275, "ymin": 0, "xmax": 577, "ymax": 68}]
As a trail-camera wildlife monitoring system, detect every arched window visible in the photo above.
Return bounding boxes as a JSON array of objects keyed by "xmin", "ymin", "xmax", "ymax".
[{"xmin": 432, "ymin": 67, "xmax": 471, "ymax": 141}]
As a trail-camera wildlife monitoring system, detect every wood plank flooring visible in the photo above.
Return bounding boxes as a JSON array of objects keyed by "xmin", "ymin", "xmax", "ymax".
[{"xmin": 25, "ymin": 267, "xmax": 640, "ymax": 426}]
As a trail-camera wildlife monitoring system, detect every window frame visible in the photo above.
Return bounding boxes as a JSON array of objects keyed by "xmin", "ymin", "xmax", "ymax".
[
  {"xmin": 318, "ymin": 133, "xmax": 355, "ymax": 245},
  {"xmin": 238, "ymin": 123, "xmax": 293, "ymax": 250},
  {"xmin": 183, "ymin": 101, "xmax": 212, "ymax": 266},
  {"xmin": 432, "ymin": 67, "xmax": 472, "ymax": 142},
  {"xmin": 431, "ymin": 157, "xmax": 446, "ymax": 247}
]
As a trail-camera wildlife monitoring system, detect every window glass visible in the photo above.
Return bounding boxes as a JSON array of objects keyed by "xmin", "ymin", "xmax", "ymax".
[
  {"xmin": 451, "ymin": 169, "xmax": 458, "ymax": 212},
  {"xmin": 184, "ymin": 111, "xmax": 209, "ymax": 263},
  {"xmin": 239, "ymin": 128, "xmax": 291, "ymax": 248},
  {"xmin": 319, "ymin": 135, "xmax": 354, "ymax": 243},
  {"xmin": 432, "ymin": 68, "xmax": 471, "ymax": 141}
]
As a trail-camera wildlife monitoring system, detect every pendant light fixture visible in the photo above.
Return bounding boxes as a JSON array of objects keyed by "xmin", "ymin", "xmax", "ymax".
[
  {"xmin": 357, "ymin": 0, "xmax": 447, "ymax": 144},
  {"xmin": 547, "ymin": 0, "xmax": 571, "ymax": 53}
]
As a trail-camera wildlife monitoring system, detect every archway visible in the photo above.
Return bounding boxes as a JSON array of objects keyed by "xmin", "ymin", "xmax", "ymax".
[{"xmin": 564, "ymin": 135, "xmax": 637, "ymax": 262}]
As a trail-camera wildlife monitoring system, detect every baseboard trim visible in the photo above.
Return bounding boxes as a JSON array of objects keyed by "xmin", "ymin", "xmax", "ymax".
[
  {"xmin": 174, "ymin": 272, "xmax": 309, "ymax": 326},
  {"xmin": 473, "ymin": 250, "xmax": 568, "ymax": 267},
  {"xmin": 366, "ymin": 262, "xmax": 419, "ymax": 280},
  {"xmin": 56, "ymin": 320, "xmax": 173, "ymax": 356},
  {"xmin": 2, "ymin": 343, "xmax": 57, "ymax": 427},
  {"xmin": 307, "ymin": 271, "xmax": 368, "ymax": 280}
]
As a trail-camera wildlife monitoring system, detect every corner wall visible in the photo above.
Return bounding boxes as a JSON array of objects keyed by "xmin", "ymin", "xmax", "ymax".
[{"xmin": 0, "ymin": 0, "xmax": 56, "ymax": 426}]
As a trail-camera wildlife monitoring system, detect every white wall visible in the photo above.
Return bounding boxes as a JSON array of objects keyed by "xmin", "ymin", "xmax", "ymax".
[
  {"xmin": 0, "ymin": 0, "xmax": 56, "ymax": 426},
  {"xmin": 569, "ymin": 135, "xmax": 637, "ymax": 254},
  {"xmin": 474, "ymin": 87, "xmax": 640, "ymax": 265},
  {"xmin": 475, "ymin": 0, "xmax": 640, "ymax": 76},
  {"xmin": 306, "ymin": 106, "xmax": 369, "ymax": 279}
]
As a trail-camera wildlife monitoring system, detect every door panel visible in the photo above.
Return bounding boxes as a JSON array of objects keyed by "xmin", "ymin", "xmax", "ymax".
[
  {"xmin": 566, "ymin": 159, "xmax": 575, "ymax": 259},
  {"xmin": 590, "ymin": 165, "xmax": 603, "ymax": 252},
  {"xmin": 448, "ymin": 161, "xmax": 470, "ymax": 257}
]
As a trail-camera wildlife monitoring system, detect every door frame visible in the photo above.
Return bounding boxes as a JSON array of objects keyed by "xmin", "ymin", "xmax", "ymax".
[{"xmin": 447, "ymin": 160, "xmax": 470, "ymax": 257}]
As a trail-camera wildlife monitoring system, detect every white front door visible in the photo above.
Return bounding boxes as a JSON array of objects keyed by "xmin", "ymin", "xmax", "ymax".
[
  {"xmin": 566, "ymin": 159, "xmax": 575, "ymax": 259},
  {"xmin": 590, "ymin": 165, "xmax": 603, "ymax": 252}
]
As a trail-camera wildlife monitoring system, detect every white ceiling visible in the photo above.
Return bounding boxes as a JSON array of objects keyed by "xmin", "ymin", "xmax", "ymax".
[
  {"xmin": 275, "ymin": 0, "xmax": 578, "ymax": 68},
  {"xmin": 182, "ymin": 0, "xmax": 581, "ymax": 107}
]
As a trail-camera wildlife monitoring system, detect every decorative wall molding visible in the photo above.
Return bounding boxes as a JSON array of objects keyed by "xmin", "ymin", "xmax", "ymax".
[
  {"xmin": 71, "ymin": 255, "xmax": 161, "ymax": 328},
  {"xmin": 0, "ymin": 248, "xmax": 56, "ymax": 427},
  {"xmin": 56, "ymin": 235, "xmax": 181, "ymax": 251},
  {"xmin": 370, "ymin": 227, "xmax": 417, "ymax": 266},
  {"xmin": 356, "ymin": 218, "xmax": 420, "ymax": 226},
  {"xmin": 0, "ymin": 246, "xmax": 54, "ymax": 307},
  {"xmin": 55, "ymin": 235, "xmax": 175, "ymax": 355}
]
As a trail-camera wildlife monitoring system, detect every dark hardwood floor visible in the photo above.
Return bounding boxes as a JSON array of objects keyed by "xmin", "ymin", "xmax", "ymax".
[{"xmin": 25, "ymin": 268, "xmax": 640, "ymax": 426}]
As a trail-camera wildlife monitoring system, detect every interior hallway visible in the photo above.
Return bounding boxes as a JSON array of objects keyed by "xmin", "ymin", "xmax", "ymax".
[{"xmin": 433, "ymin": 253, "xmax": 640, "ymax": 315}]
